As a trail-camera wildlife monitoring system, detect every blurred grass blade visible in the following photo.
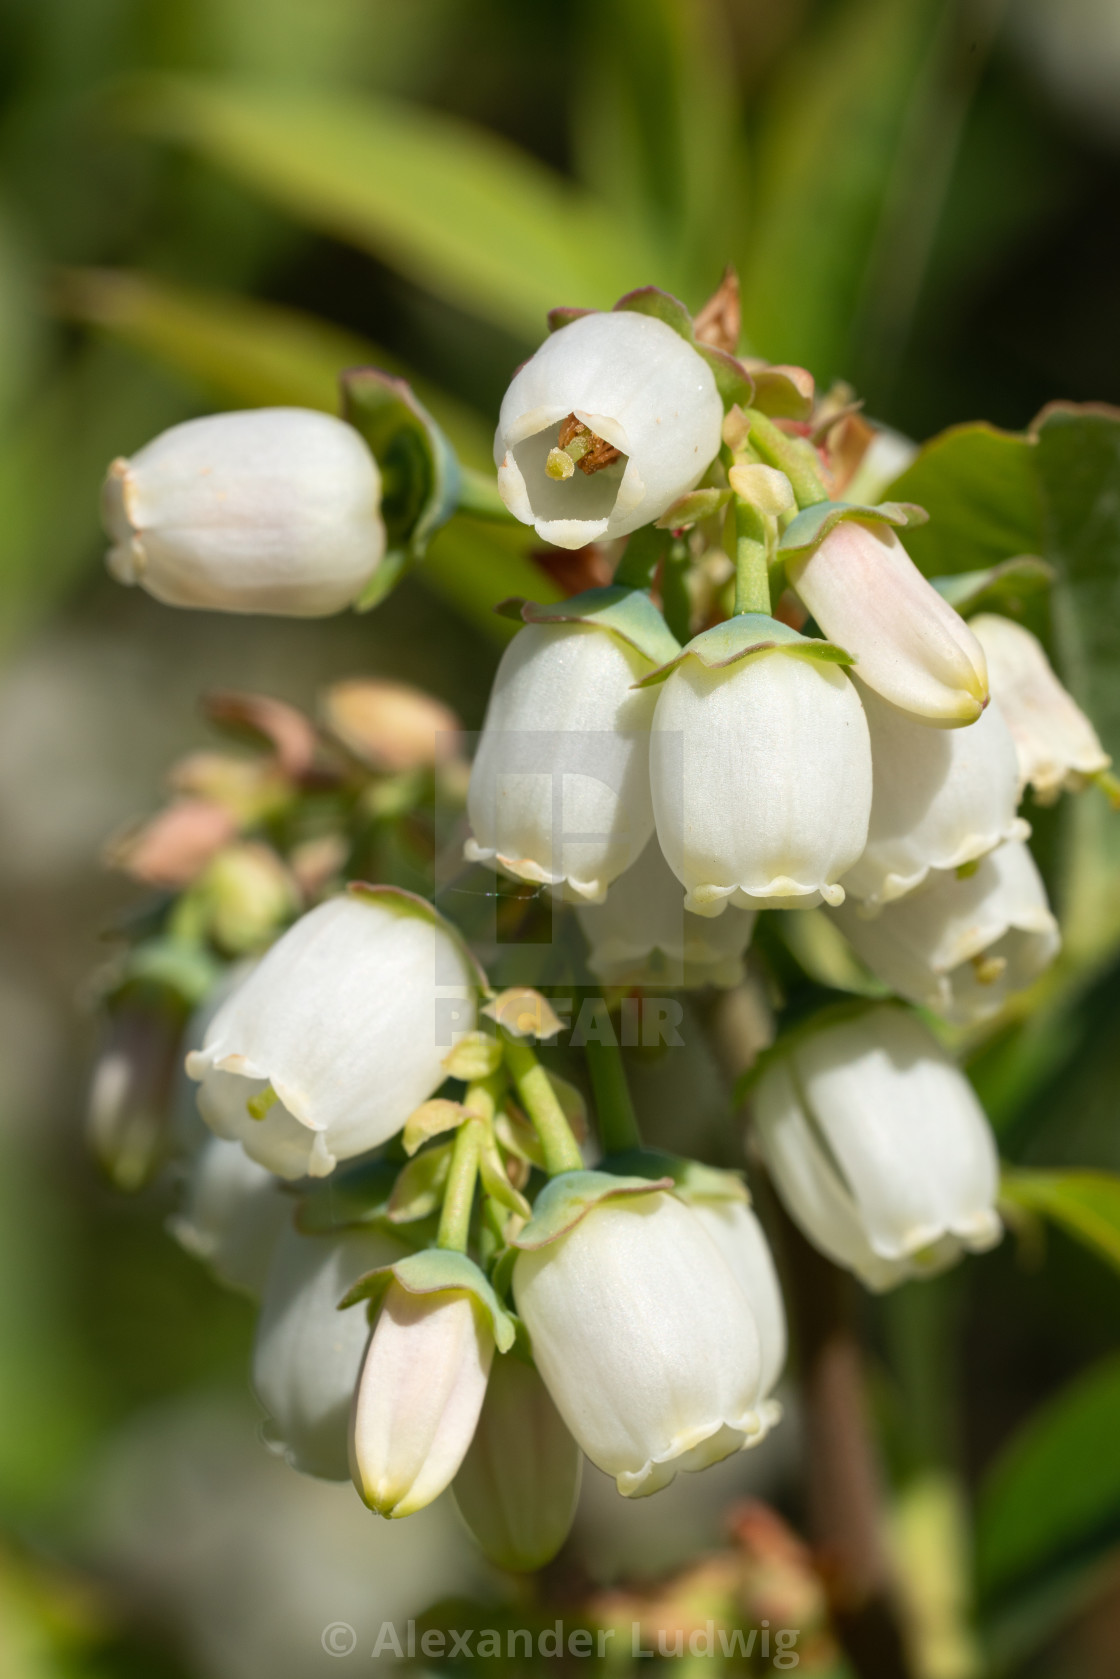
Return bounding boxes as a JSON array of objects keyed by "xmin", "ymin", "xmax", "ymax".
[
  {"xmin": 885, "ymin": 422, "xmax": 1042, "ymax": 578},
  {"xmin": 115, "ymin": 77, "xmax": 652, "ymax": 340},
  {"xmin": 572, "ymin": 0, "xmax": 747, "ymax": 305},
  {"xmin": 422, "ymin": 520, "xmax": 559, "ymax": 644},
  {"xmin": 54, "ymin": 267, "xmax": 492, "ymax": 465},
  {"xmin": 977, "ymin": 1355, "xmax": 1120, "ymax": 1653},
  {"xmin": 1001, "ymin": 1168, "xmax": 1120, "ymax": 1274}
]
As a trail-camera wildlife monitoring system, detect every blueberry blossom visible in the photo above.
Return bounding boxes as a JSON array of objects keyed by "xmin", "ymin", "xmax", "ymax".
[
  {"xmin": 753, "ymin": 1004, "xmax": 1002, "ymax": 1289},
  {"xmin": 102, "ymin": 408, "xmax": 385, "ymax": 615},
  {"xmin": 494, "ymin": 311, "xmax": 723, "ymax": 549}
]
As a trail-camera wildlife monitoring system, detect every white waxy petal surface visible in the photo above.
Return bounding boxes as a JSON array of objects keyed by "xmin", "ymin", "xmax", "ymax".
[{"xmin": 971, "ymin": 613, "xmax": 1110, "ymax": 799}]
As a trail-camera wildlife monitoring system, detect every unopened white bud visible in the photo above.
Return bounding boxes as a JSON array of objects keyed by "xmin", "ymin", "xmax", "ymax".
[
  {"xmin": 576, "ymin": 838, "xmax": 756, "ymax": 987},
  {"xmin": 651, "ymin": 648, "xmax": 872, "ymax": 912},
  {"xmin": 186, "ymin": 894, "xmax": 478, "ymax": 1179},
  {"xmin": 350, "ymin": 1283, "xmax": 494, "ymax": 1519},
  {"xmin": 686, "ymin": 1196, "xmax": 786, "ymax": 1417},
  {"xmin": 753, "ymin": 1005, "xmax": 1002, "ymax": 1289},
  {"xmin": 253, "ymin": 1224, "xmax": 406, "ymax": 1481},
  {"xmin": 841, "ymin": 681, "xmax": 1028, "ymax": 910},
  {"xmin": 785, "ymin": 521, "xmax": 989, "ymax": 725},
  {"xmin": 970, "ymin": 614, "xmax": 1110, "ymax": 801},
  {"xmin": 103, "ymin": 408, "xmax": 385, "ymax": 616},
  {"xmin": 832, "ymin": 841, "xmax": 1059, "ymax": 1024},
  {"xmin": 466, "ymin": 623, "xmax": 658, "ymax": 902},
  {"xmin": 494, "ymin": 313, "xmax": 723, "ymax": 549}
]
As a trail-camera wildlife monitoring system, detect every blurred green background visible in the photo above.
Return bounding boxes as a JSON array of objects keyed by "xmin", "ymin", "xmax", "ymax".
[{"xmin": 3, "ymin": 1, "xmax": 1120, "ymax": 1675}]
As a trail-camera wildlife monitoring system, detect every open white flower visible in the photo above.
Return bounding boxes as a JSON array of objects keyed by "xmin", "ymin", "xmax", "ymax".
[
  {"xmin": 494, "ymin": 312, "xmax": 723, "ymax": 549},
  {"xmin": 452, "ymin": 1353, "xmax": 582, "ymax": 1572},
  {"xmin": 971, "ymin": 613, "xmax": 1110, "ymax": 801},
  {"xmin": 753, "ymin": 1004, "xmax": 1002, "ymax": 1289},
  {"xmin": 253, "ymin": 1225, "xmax": 406, "ymax": 1481},
  {"xmin": 513, "ymin": 1188, "xmax": 766, "ymax": 1497},
  {"xmin": 841, "ymin": 680, "xmax": 1028, "ymax": 911},
  {"xmin": 103, "ymin": 408, "xmax": 385, "ymax": 616},
  {"xmin": 832, "ymin": 841, "xmax": 1060, "ymax": 1024},
  {"xmin": 187, "ymin": 892, "xmax": 478, "ymax": 1179},
  {"xmin": 785, "ymin": 520, "xmax": 988, "ymax": 725},
  {"xmin": 168, "ymin": 1136, "xmax": 290, "ymax": 1298},
  {"xmin": 650, "ymin": 635, "xmax": 872, "ymax": 913},
  {"xmin": 466, "ymin": 620, "xmax": 660, "ymax": 902},
  {"xmin": 350, "ymin": 1283, "xmax": 494, "ymax": 1519},
  {"xmin": 576, "ymin": 838, "xmax": 756, "ymax": 987}
]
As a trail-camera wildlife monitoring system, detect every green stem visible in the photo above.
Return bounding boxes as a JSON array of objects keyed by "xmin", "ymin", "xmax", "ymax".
[
  {"xmin": 436, "ymin": 1114, "xmax": 483, "ymax": 1252},
  {"xmin": 733, "ymin": 497, "xmax": 771, "ymax": 616},
  {"xmin": 613, "ymin": 523, "xmax": 669, "ymax": 590},
  {"xmin": 456, "ymin": 466, "xmax": 519, "ymax": 523},
  {"xmin": 743, "ymin": 407, "xmax": 829, "ymax": 508},
  {"xmin": 585, "ymin": 1032, "xmax": 642, "ymax": 1155},
  {"xmin": 500, "ymin": 1032, "xmax": 583, "ymax": 1175}
]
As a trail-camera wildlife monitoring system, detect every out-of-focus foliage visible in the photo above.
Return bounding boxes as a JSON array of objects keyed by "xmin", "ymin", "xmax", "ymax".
[{"xmin": 4, "ymin": 2, "xmax": 1120, "ymax": 1676}]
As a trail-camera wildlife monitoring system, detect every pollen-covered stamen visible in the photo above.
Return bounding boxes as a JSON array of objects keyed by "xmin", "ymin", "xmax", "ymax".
[
  {"xmin": 545, "ymin": 413, "xmax": 623, "ymax": 482},
  {"xmin": 971, "ymin": 952, "xmax": 1008, "ymax": 986}
]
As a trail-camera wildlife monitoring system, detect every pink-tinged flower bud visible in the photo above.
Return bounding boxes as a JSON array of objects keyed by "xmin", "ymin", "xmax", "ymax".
[
  {"xmin": 350, "ymin": 1283, "xmax": 494, "ymax": 1519},
  {"xmin": 495, "ymin": 312, "xmax": 723, "ymax": 549},
  {"xmin": 452, "ymin": 1352, "xmax": 582, "ymax": 1572},
  {"xmin": 103, "ymin": 408, "xmax": 385, "ymax": 616},
  {"xmin": 576, "ymin": 838, "xmax": 756, "ymax": 988},
  {"xmin": 186, "ymin": 893, "xmax": 478, "ymax": 1179},
  {"xmin": 785, "ymin": 521, "xmax": 989, "ymax": 725},
  {"xmin": 513, "ymin": 1190, "xmax": 767, "ymax": 1497},
  {"xmin": 832, "ymin": 841, "xmax": 1059, "ymax": 1025},
  {"xmin": 841, "ymin": 681, "xmax": 1028, "ymax": 911},
  {"xmin": 253, "ymin": 1225, "xmax": 407, "ymax": 1481},
  {"xmin": 466, "ymin": 622, "xmax": 659, "ymax": 903},
  {"xmin": 650, "ymin": 646, "xmax": 872, "ymax": 912},
  {"xmin": 753, "ymin": 1005, "xmax": 1001, "ymax": 1290},
  {"xmin": 970, "ymin": 614, "xmax": 1110, "ymax": 801}
]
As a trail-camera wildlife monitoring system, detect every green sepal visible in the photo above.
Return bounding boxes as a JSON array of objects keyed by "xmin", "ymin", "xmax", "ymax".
[
  {"xmin": 779, "ymin": 499, "xmax": 929, "ymax": 563},
  {"xmin": 931, "ymin": 556, "xmax": 1053, "ymax": 618},
  {"xmin": 338, "ymin": 1248, "xmax": 517, "ymax": 1353},
  {"xmin": 341, "ymin": 368, "xmax": 461, "ymax": 592},
  {"xmin": 352, "ymin": 547, "xmax": 411, "ymax": 614},
  {"xmin": 655, "ymin": 486, "xmax": 732, "ymax": 531},
  {"xmin": 746, "ymin": 363, "xmax": 815, "ymax": 422},
  {"xmin": 388, "ymin": 1141, "xmax": 453, "ymax": 1224},
  {"xmin": 612, "ymin": 286, "xmax": 754, "ymax": 409},
  {"xmin": 602, "ymin": 1148, "xmax": 749, "ymax": 1205},
  {"xmin": 511, "ymin": 1169, "xmax": 672, "ymax": 1251},
  {"xmin": 632, "ymin": 612, "xmax": 854, "ymax": 689},
  {"xmin": 494, "ymin": 587, "xmax": 680, "ymax": 668},
  {"xmin": 346, "ymin": 881, "xmax": 491, "ymax": 997},
  {"xmin": 295, "ymin": 1157, "xmax": 400, "ymax": 1235},
  {"xmin": 546, "ymin": 306, "xmax": 594, "ymax": 332}
]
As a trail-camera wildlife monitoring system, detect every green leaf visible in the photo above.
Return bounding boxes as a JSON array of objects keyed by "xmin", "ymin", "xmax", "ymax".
[
  {"xmin": 931, "ymin": 556, "xmax": 1053, "ymax": 617},
  {"xmin": 976, "ymin": 1355, "xmax": 1120, "ymax": 1603},
  {"xmin": 1001, "ymin": 1168, "xmax": 1120, "ymax": 1275},
  {"xmin": 118, "ymin": 77, "xmax": 650, "ymax": 339},
  {"xmin": 420, "ymin": 520, "xmax": 562, "ymax": 646},
  {"xmin": 884, "ymin": 423, "xmax": 1042, "ymax": 578}
]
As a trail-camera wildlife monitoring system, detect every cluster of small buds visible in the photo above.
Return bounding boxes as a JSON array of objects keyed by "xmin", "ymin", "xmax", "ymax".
[{"xmin": 89, "ymin": 269, "xmax": 1113, "ymax": 1575}]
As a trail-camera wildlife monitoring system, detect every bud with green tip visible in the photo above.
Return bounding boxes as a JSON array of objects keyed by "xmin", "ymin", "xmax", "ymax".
[
  {"xmin": 102, "ymin": 408, "xmax": 385, "ymax": 616},
  {"xmin": 452, "ymin": 1349, "xmax": 582, "ymax": 1571},
  {"xmin": 752, "ymin": 1003, "xmax": 1002, "ymax": 1290}
]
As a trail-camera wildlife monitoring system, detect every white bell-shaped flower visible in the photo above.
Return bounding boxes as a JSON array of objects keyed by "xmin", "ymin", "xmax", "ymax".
[
  {"xmin": 785, "ymin": 520, "xmax": 989, "ymax": 725},
  {"xmin": 686, "ymin": 1196, "xmax": 786, "ymax": 1421},
  {"xmin": 753, "ymin": 1004, "xmax": 1002, "ymax": 1290},
  {"xmin": 187, "ymin": 892, "xmax": 478, "ymax": 1179},
  {"xmin": 494, "ymin": 311, "xmax": 723, "ymax": 549},
  {"xmin": 971, "ymin": 613, "xmax": 1111, "ymax": 801},
  {"xmin": 103, "ymin": 408, "xmax": 385, "ymax": 616},
  {"xmin": 650, "ymin": 642, "xmax": 872, "ymax": 912},
  {"xmin": 841, "ymin": 680, "xmax": 1029, "ymax": 911},
  {"xmin": 513, "ymin": 1190, "xmax": 766, "ymax": 1497},
  {"xmin": 576, "ymin": 838, "xmax": 756, "ymax": 987},
  {"xmin": 350, "ymin": 1282, "xmax": 494, "ymax": 1519},
  {"xmin": 466, "ymin": 622, "xmax": 659, "ymax": 902},
  {"xmin": 253, "ymin": 1224, "xmax": 406, "ymax": 1481},
  {"xmin": 168, "ymin": 1136, "xmax": 290, "ymax": 1298},
  {"xmin": 832, "ymin": 841, "xmax": 1059, "ymax": 1025},
  {"xmin": 452, "ymin": 1352, "xmax": 583, "ymax": 1572}
]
